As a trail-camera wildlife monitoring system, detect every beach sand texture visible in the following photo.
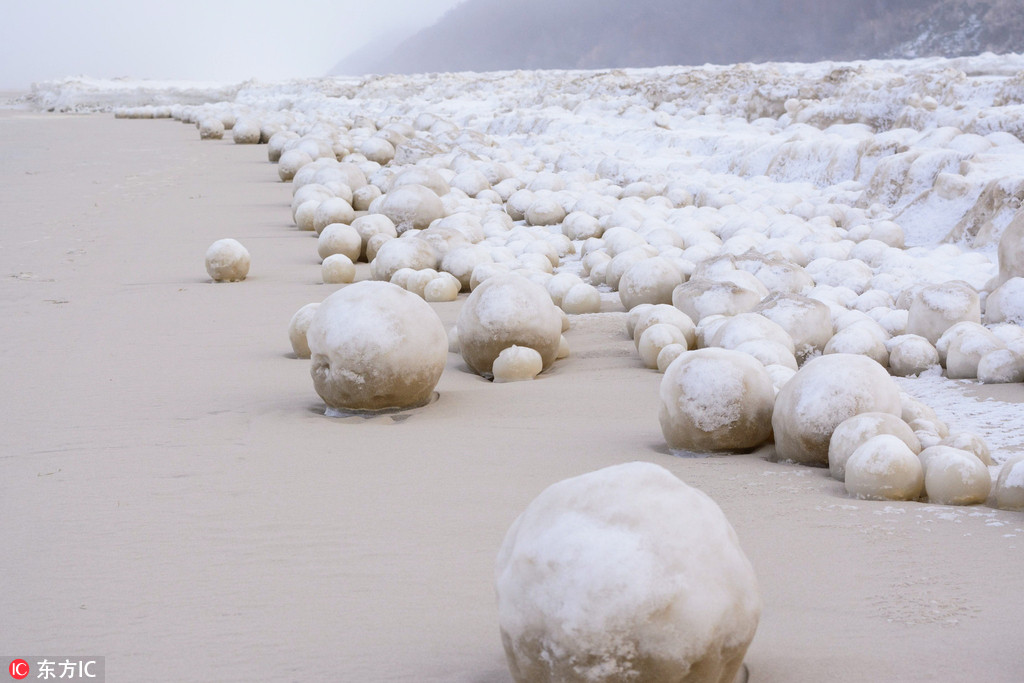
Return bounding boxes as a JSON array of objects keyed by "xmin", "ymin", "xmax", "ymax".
[{"xmin": 2, "ymin": 110, "xmax": 1022, "ymax": 682}]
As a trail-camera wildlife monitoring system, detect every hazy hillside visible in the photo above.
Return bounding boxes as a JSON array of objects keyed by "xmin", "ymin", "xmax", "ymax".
[{"xmin": 331, "ymin": 0, "xmax": 1024, "ymax": 75}]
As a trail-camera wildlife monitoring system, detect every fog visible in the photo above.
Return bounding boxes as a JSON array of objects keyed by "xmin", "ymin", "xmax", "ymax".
[{"xmin": 0, "ymin": 0, "xmax": 464, "ymax": 89}]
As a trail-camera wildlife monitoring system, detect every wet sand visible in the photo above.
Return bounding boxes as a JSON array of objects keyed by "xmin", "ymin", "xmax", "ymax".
[{"xmin": 1, "ymin": 110, "xmax": 1022, "ymax": 682}]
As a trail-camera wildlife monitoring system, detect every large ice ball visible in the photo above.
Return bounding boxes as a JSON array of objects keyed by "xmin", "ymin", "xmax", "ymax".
[
  {"xmin": 307, "ymin": 281, "xmax": 447, "ymax": 412},
  {"xmin": 659, "ymin": 348, "xmax": 775, "ymax": 453},
  {"xmin": 772, "ymin": 353, "xmax": 902, "ymax": 466},
  {"xmin": 456, "ymin": 273, "xmax": 562, "ymax": 378},
  {"xmin": 496, "ymin": 462, "xmax": 761, "ymax": 683}
]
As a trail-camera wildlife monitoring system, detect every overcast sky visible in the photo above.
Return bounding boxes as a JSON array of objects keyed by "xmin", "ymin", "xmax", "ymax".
[{"xmin": 0, "ymin": 0, "xmax": 465, "ymax": 89}]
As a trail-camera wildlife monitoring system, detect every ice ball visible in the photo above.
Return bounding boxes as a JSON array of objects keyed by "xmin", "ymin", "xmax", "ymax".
[
  {"xmin": 307, "ymin": 281, "xmax": 447, "ymax": 412},
  {"xmin": 844, "ymin": 435, "xmax": 924, "ymax": 501},
  {"xmin": 287, "ymin": 302, "xmax": 319, "ymax": 359},
  {"xmin": 205, "ymin": 238, "xmax": 250, "ymax": 282},
  {"xmin": 495, "ymin": 462, "xmax": 760, "ymax": 683}
]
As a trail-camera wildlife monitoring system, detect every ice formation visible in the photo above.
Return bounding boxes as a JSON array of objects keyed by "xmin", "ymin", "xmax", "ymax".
[
  {"xmin": 287, "ymin": 302, "xmax": 319, "ymax": 359},
  {"xmin": 828, "ymin": 412, "xmax": 921, "ymax": 482},
  {"xmin": 204, "ymin": 238, "xmax": 250, "ymax": 282},
  {"xmin": 495, "ymin": 462, "xmax": 760, "ymax": 683},
  {"xmin": 306, "ymin": 281, "xmax": 447, "ymax": 412}
]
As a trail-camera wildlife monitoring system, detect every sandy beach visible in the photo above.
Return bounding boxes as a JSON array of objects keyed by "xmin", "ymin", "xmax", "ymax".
[{"xmin": 2, "ymin": 110, "xmax": 1023, "ymax": 682}]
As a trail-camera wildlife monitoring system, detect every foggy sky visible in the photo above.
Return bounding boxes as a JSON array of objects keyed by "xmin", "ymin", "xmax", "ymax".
[{"xmin": 0, "ymin": 0, "xmax": 465, "ymax": 89}]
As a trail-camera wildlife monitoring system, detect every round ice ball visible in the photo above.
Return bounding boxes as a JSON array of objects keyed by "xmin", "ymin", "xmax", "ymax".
[
  {"xmin": 659, "ymin": 348, "xmax": 775, "ymax": 453},
  {"xmin": 906, "ymin": 281, "xmax": 981, "ymax": 344},
  {"xmin": 828, "ymin": 412, "xmax": 921, "ymax": 482},
  {"xmin": 287, "ymin": 302, "xmax": 319, "ymax": 359},
  {"xmin": 313, "ymin": 197, "xmax": 356, "ymax": 234},
  {"xmin": 378, "ymin": 184, "xmax": 445, "ymax": 234},
  {"xmin": 457, "ymin": 274, "xmax": 563, "ymax": 378},
  {"xmin": 672, "ymin": 278, "xmax": 762, "ymax": 322},
  {"xmin": 321, "ymin": 254, "xmax": 355, "ymax": 284},
  {"xmin": 495, "ymin": 461, "xmax": 761, "ymax": 683},
  {"xmin": 618, "ymin": 257, "xmax": 683, "ymax": 310},
  {"xmin": 318, "ymin": 224, "xmax": 362, "ymax": 262},
  {"xmin": 977, "ymin": 348, "xmax": 1024, "ymax": 383},
  {"xmin": 199, "ymin": 118, "xmax": 225, "ymax": 140},
  {"xmin": 994, "ymin": 454, "xmax": 1024, "ymax": 511},
  {"xmin": 984, "ymin": 277, "xmax": 1024, "ymax": 324},
  {"xmin": 638, "ymin": 323, "xmax": 688, "ymax": 370},
  {"xmin": 844, "ymin": 435, "xmax": 924, "ymax": 501},
  {"xmin": 560, "ymin": 282, "xmax": 602, "ymax": 314},
  {"xmin": 945, "ymin": 324, "xmax": 1005, "ymax": 379},
  {"xmin": 307, "ymin": 281, "xmax": 447, "ymax": 412},
  {"xmin": 886, "ymin": 334, "xmax": 940, "ymax": 377},
  {"xmin": 773, "ymin": 353, "xmax": 902, "ymax": 466},
  {"xmin": 423, "ymin": 273, "xmax": 460, "ymax": 302},
  {"xmin": 205, "ymin": 238, "xmax": 250, "ymax": 282},
  {"xmin": 370, "ymin": 236, "xmax": 438, "ymax": 282},
  {"xmin": 919, "ymin": 446, "xmax": 991, "ymax": 506},
  {"xmin": 492, "ymin": 345, "xmax": 544, "ymax": 383},
  {"xmin": 278, "ymin": 148, "xmax": 313, "ymax": 182},
  {"xmin": 232, "ymin": 120, "xmax": 261, "ymax": 144}
]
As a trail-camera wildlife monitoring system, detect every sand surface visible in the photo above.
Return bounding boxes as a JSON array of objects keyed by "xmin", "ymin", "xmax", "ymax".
[{"xmin": 2, "ymin": 111, "xmax": 1023, "ymax": 682}]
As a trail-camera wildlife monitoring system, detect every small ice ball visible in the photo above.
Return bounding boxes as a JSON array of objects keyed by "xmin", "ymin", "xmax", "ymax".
[
  {"xmin": 938, "ymin": 432, "xmax": 992, "ymax": 466},
  {"xmin": 844, "ymin": 435, "xmax": 924, "ymax": 501},
  {"xmin": 370, "ymin": 236, "xmax": 438, "ymax": 282},
  {"xmin": 977, "ymin": 348, "xmax": 1024, "ymax": 384},
  {"xmin": 199, "ymin": 118, "xmax": 225, "ymax": 140},
  {"xmin": 656, "ymin": 342, "xmax": 686, "ymax": 373},
  {"xmin": 632, "ymin": 304, "xmax": 697, "ymax": 349},
  {"xmin": 423, "ymin": 273, "xmax": 461, "ymax": 302},
  {"xmin": 318, "ymin": 224, "xmax": 362, "ymax": 262},
  {"xmin": 618, "ymin": 257, "xmax": 683, "ymax": 310},
  {"xmin": 672, "ymin": 277, "xmax": 762, "ymax": 322},
  {"xmin": 321, "ymin": 254, "xmax": 355, "ymax": 284},
  {"xmin": 378, "ymin": 183, "xmax": 446, "ymax": 234},
  {"xmin": 828, "ymin": 412, "xmax": 920, "ymax": 481},
  {"xmin": 945, "ymin": 324, "xmax": 1005, "ymax": 379},
  {"xmin": 205, "ymin": 238, "xmax": 250, "ymax": 282},
  {"xmin": 492, "ymin": 345, "xmax": 544, "ymax": 383},
  {"xmin": 994, "ymin": 454, "xmax": 1024, "ymax": 511},
  {"xmin": 638, "ymin": 323, "xmax": 688, "ymax": 369},
  {"xmin": 659, "ymin": 348, "xmax": 775, "ymax": 452},
  {"xmin": 773, "ymin": 354, "xmax": 902, "ymax": 466},
  {"xmin": 313, "ymin": 197, "xmax": 356, "ymax": 234},
  {"xmin": 278, "ymin": 148, "xmax": 313, "ymax": 182},
  {"xmin": 560, "ymin": 282, "xmax": 602, "ymax": 314},
  {"xmin": 287, "ymin": 302, "xmax": 320, "ymax": 359},
  {"xmin": 307, "ymin": 281, "xmax": 447, "ymax": 412},
  {"xmin": 495, "ymin": 462, "xmax": 760, "ymax": 683},
  {"xmin": 886, "ymin": 334, "xmax": 940, "ymax": 377},
  {"xmin": 983, "ymin": 277, "xmax": 1024, "ymax": 324},
  {"xmin": 754, "ymin": 293, "xmax": 834, "ymax": 362},
  {"xmin": 906, "ymin": 281, "xmax": 981, "ymax": 344},
  {"xmin": 919, "ymin": 446, "xmax": 991, "ymax": 506},
  {"xmin": 232, "ymin": 120, "xmax": 261, "ymax": 144}
]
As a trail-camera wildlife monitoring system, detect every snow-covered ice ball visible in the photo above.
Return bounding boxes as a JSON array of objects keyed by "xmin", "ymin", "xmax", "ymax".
[
  {"xmin": 828, "ymin": 412, "xmax": 920, "ymax": 481},
  {"xmin": 313, "ymin": 197, "xmax": 356, "ymax": 234},
  {"xmin": 492, "ymin": 345, "xmax": 544, "ymax": 383},
  {"xmin": 352, "ymin": 184, "xmax": 382, "ymax": 211},
  {"xmin": 672, "ymin": 278, "xmax": 762, "ymax": 323},
  {"xmin": 773, "ymin": 354, "xmax": 902, "ymax": 466},
  {"xmin": 632, "ymin": 304, "xmax": 697, "ymax": 350},
  {"xmin": 994, "ymin": 455, "xmax": 1024, "ymax": 511},
  {"xmin": 618, "ymin": 257, "xmax": 683, "ymax": 310},
  {"xmin": 733, "ymin": 339, "xmax": 798, "ymax": 370},
  {"xmin": 706, "ymin": 312, "xmax": 795, "ymax": 355},
  {"xmin": 525, "ymin": 197, "xmax": 567, "ymax": 226},
  {"xmin": 997, "ymin": 211, "xmax": 1024, "ymax": 286},
  {"xmin": 287, "ymin": 302, "xmax": 319, "ymax": 359},
  {"xmin": 457, "ymin": 274, "xmax": 563, "ymax": 378},
  {"xmin": 886, "ymin": 334, "xmax": 940, "ymax": 376},
  {"xmin": 321, "ymin": 254, "xmax": 355, "ymax": 284},
  {"xmin": 984, "ymin": 278, "xmax": 1024, "ymax": 324},
  {"xmin": 278, "ymin": 149, "xmax": 313, "ymax": 182},
  {"xmin": 441, "ymin": 245, "xmax": 493, "ymax": 292},
  {"xmin": 378, "ymin": 184, "xmax": 445, "ymax": 234},
  {"xmin": 638, "ymin": 324, "xmax": 688, "ymax": 370},
  {"xmin": 977, "ymin": 348, "xmax": 1024, "ymax": 384},
  {"xmin": 391, "ymin": 166, "xmax": 450, "ymax": 196},
  {"xmin": 626, "ymin": 303, "xmax": 655, "ymax": 339},
  {"xmin": 562, "ymin": 211, "xmax": 603, "ymax": 240},
  {"xmin": 544, "ymin": 272, "xmax": 583, "ymax": 307},
  {"xmin": 495, "ymin": 461, "xmax": 760, "ymax": 683},
  {"xmin": 919, "ymin": 446, "xmax": 991, "ymax": 506},
  {"xmin": 370, "ymin": 236, "xmax": 438, "ymax": 282},
  {"xmin": 199, "ymin": 118, "xmax": 224, "ymax": 140},
  {"xmin": 754, "ymin": 293, "xmax": 833, "ymax": 363},
  {"xmin": 359, "ymin": 137, "xmax": 395, "ymax": 165},
  {"xmin": 945, "ymin": 324, "xmax": 1005, "ymax": 379},
  {"xmin": 205, "ymin": 238, "xmax": 250, "ymax": 282},
  {"xmin": 267, "ymin": 130, "xmax": 299, "ymax": 163},
  {"xmin": 317, "ymin": 224, "xmax": 362, "ymax": 262},
  {"xmin": 844, "ymin": 435, "xmax": 924, "ymax": 501},
  {"xmin": 906, "ymin": 281, "xmax": 981, "ymax": 344},
  {"xmin": 232, "ymin": 120, "xmax": 261, "ymax": 144},
  {"xmin": 561, "ymin": 282, "xmax": 602, "ymax": 314},
  {"xmin": 823, "ymin": 323, "xmax": 889, "ymax": 367},
  {"xmin": 307, "ymin": 281, "xmax": 447, "ymax": 412},
  {"xmin": 294, "ymin": 200, "xmax": 319, "ymax": 232},
  {"xmin": 660, "ymin": 348, "xmax": 775, "ymax": 453},
  {"xmin": 938, "ymin": 432, "xmax": 993, "ymax": 466},
  {"xmin": 605, "ymin": 248, "xmax": 656, "ymax": 291}
]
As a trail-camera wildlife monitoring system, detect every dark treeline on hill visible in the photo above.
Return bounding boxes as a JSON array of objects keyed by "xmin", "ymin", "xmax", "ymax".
[{"xmin": 332, "ymin": 0, "xmax": 1024, "ymax": 75}]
